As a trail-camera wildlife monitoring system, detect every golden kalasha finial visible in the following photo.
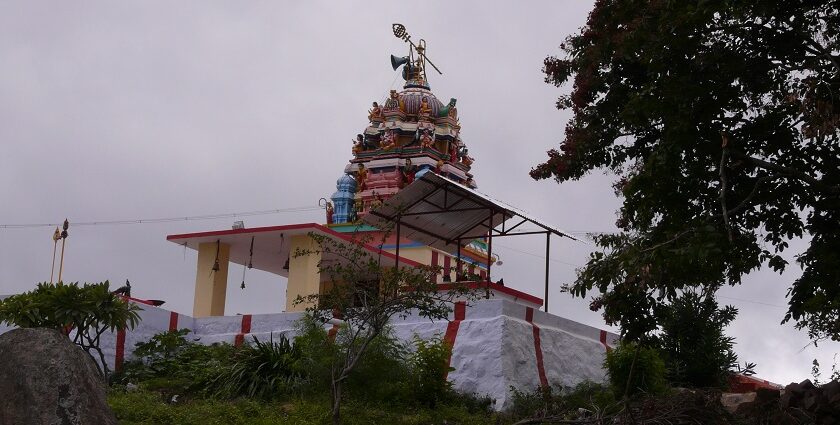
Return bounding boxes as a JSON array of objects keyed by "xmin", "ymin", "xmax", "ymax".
[{"xmin": 391, "ymin": 23, "xmax": 443, "ymax": 76}]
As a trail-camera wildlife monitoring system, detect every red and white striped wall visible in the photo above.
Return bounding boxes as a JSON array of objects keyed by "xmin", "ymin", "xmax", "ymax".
[{"xmin": 2, "ymin": 297, "xmax": 617, "ymax": 411}]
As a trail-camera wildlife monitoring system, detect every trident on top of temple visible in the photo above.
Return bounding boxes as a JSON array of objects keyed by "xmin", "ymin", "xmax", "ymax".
[{"xmin": 391, "ymin": 23, "xmax": 442, "ymax": 86}]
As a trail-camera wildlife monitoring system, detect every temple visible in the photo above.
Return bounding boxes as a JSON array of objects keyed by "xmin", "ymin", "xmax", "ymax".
[
  {"xmin": 0, "ymin": 26, "xmax": 783, "ymax": 409},
  {"xmin": 166, "ymin": 31, "xmax": 554, "ymax": 318},
  {"xmin": 91, "ymin": 29, "xmax": 623, "ymax": 409}
]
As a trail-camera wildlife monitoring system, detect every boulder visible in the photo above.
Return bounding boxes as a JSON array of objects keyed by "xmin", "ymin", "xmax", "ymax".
[
  {"xmin": 720, "ymin": 391, "xmax": 755, "ymax": 414},
  {"xmin": 0, "ymin": 328, "xmax": 117, "ymax": 425}
]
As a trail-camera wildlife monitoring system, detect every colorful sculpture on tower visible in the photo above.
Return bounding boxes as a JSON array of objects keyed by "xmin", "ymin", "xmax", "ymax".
[{"xmin": 328, "ymin": 33, "xmax": 476, "ymax": 224}]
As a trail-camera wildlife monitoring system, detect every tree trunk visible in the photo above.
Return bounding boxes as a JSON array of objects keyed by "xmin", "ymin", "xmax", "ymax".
[{"xmin": 331, "ymin": 378, "xmax": 342, "ymax": 425}]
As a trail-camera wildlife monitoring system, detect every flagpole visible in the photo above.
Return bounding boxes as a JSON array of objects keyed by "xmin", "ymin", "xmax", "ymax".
[
  {"xmin": 50, "ymin": 227, "xmax": 60, "ymax": 283},
  {"xmin": 57, "ymin": 219, "xmax": 69, "ymax": 284}
]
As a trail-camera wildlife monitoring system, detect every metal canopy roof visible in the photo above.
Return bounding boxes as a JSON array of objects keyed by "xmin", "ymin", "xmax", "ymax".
[
  {"xmin": 362, "ymin": 172, "xmax": 578, "ymax": 256},
  {"xmin": 166, "ymin": 223, "xmax": 422, "ymax": 279}
]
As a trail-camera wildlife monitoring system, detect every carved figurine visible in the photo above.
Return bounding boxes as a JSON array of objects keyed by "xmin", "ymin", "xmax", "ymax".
[
  {"xmin": 449, "ymin": 143, "xmax": 458, "ymax": 162},
  {"xmin": 370, "ymin": 192, "xmax": 383, "ymax": 210},
  {"xmin": 400, "ymin": 159, "xmax": 415, "ymax": 187},
  {"xmin": 419, "ymin": 128, "xmax": 434, "ymax": 149},
  {"xmin": 368, "ymin": 101, "xmax": 382, "ymax": 122},
  {"xmin": 418, "ymin": 96, "xmax": 432, "ymax": 121},
  {"xmin": 435, "ymin": 159, "xmax": 444, "ymax": 173},
  {"xmin": 356, "ymin": 164, "xmax": 369, "ymax": 191},
  {"xmin": 385, "ymin": 90, "xmax": 400, "ymax": 110},
  {"xmin": 352, "ymin": 134, "xmax": 364, "ymax": 155},
  {"xmin": 351, "ymin": 198, "xmax": 363, "ymax": 221},
  {"xmin": 380, "ymin": 129, "xmax": 397, "ymax": 150},
  {"xmin": 325, "ymin": 201, "xmax": 334, "ymax": 224},
  {"xmin": 438, "ymin": 98, "xmax": 457, "ymax": 118}
]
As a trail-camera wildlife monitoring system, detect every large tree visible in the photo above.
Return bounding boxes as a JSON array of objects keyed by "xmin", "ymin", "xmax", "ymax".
[{"xmin": 532, "ymin": 1, "xmax": 840, "ymax": 342}]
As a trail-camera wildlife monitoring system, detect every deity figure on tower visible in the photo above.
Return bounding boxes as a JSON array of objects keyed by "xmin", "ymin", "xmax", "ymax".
[
  {"xmin": 356, "ymin": 163, "xmax": 369, "ymax": 191},
  {"xmin": 380, "ymin": 129, "xmax": 397, "ymax": 150},
  {"xmin": 418, "ymin": 96, "xmax": 432, "ymax": 121},
  {"xmin": 368, "ymin": 101, "xmax": 382, "ymax": 122}
]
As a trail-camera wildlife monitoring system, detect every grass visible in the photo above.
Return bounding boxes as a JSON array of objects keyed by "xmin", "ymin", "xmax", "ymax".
[{"xmin": 109, "ymin": 389, "xmax": 501, "ymax": 425}]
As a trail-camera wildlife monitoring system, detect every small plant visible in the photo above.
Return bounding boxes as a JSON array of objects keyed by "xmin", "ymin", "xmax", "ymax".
[
  {"xmin": 410, "ymin": 334, "xmax": 454, "ymax": 407},
  {"xmin": 214, "ymin": 335, "xmax": 306, "ymax": 399},
  {"xmin": 605, "ymin": 342, "xmax": 667, "ymax": 397},
  {"xmin": 811, "ymin": 357, "xmax": 840, "ymax": 386},
  {"xmin": 0, "ymin": 281, "xmax": 141, "ymax": 379},
  {"xmin": 116, "ymin": 329, "xmax": 237, "ymax": 397}
]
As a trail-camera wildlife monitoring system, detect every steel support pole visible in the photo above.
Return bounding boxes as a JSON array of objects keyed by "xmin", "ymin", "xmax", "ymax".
[
  {"xmin": 456, "ymin": 238, "xmax": 462, "ymax": 282},
  {"xmin": 545, "ymin": 232, "xmax": 550, "ymax": 313},
  {"xmin": 395, "ymin": 216, "xmax": 401, "ymax": 270},
  {"xmin": 486, "ymin": 209, "xmax": 493, "ymax": 299}
]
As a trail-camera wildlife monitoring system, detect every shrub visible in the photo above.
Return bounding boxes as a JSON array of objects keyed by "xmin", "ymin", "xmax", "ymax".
[
  {"xmin": 656, "ymin": 290, "xmax": 740, "ymax": 388},
  {"xmin": 605, "ymin": 342, "xmax": 667, "ymax": 397},
  {"xmin": 292, "ymin": 314, "xmax": 337, "ymax": 393},
  {"xmin": 116, "ymin": 329, "xmax": 237, "ymax": 397},
  {"xmin": 214, "ymin": 335, "xmax": 306, "ymax": 399},
  {"xmin": 506, "ymin": 382, "xmax": 616, "ymax": 421},
  {"xmin": 342, "ymin": 327, "xmax": 411, "ymax": 404},
  {"xmin": 410, "ymin": 334, "xmax": 454, "ymax": 407},
  {"xmin": 0, "ymin": 281, "xmax": 141, "ymax": 378}
]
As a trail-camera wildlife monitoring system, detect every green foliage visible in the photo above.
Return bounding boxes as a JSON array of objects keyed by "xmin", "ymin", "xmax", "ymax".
[
  {"xmin": 293, "ymin": 230, "xmax": 480, "ymax": 423},
  {"xmin": 108, "ymin": 389, "xmax": 498, "ymax": 425},
  {"xmin": 341, "ymin": 327, "xmax": 412, "ymax": 404},
  {"xmin": 292, "ymin": 314, "xmax": 336, "ymax": 391},
  {"xmin": 214, "ymin": 335, "xmax": 306, "ymax": 400},
  {"xmin": 506, "ymin": 382, "xmax": 617, "ymax": 422},
  {"xmin": 0, "ymin": 281, "xmax": 141, "ymax": 378},
  {"xmin": 120, "ymin": 329, "xmax": 306, "ymax": 400},
  {"xmin": 292, "ymin": 315, "xmax": 484, "ymax": 411},
  {"xmin": 117, "ymin": 329, "xmax": 237, "ymax": 397},
  {"xmin": 605, "ymin": 342, "xmax": 667, "ymax": 397},
  {"xmin": 656, "ymin": 291, "xmax": 740, "ymax": 388},
  {"xmin": 533, "ymin": 0, "xmax": 840, "ymax": 342},
  {"xmin": 811, "ymin": 357, "xmax": 840, "ymax": 386},
  {"xmin": 409, "ymin": 334, "xmax": 454, "ymax": 407}
]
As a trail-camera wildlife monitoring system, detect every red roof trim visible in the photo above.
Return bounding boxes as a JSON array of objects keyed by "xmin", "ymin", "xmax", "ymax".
[
  {"xmin": 436, "ymin": 282, "xmax": 543, "ymax": 305},
  {"xmin": 166, "ymin": 223, "xmax": 321, "ymax": 240},
  {"xmin": 166, "ymin": 222, "xmax": 424, "ymax": 269}
]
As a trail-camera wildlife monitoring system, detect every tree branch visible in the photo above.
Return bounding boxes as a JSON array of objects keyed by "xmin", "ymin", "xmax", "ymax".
[
  {"xmin": 729, "ymin": 150, "xmax": 840, "ymax": 195},
  {"xmin": 719, "ymin": 138, "xmax": 734, "ymax": 242}
]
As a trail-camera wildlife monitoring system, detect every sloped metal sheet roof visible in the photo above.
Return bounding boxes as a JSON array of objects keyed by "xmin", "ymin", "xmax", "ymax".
[{"xmin": 362, "ymin": 173, "xmax": 578, "ymax": 256}]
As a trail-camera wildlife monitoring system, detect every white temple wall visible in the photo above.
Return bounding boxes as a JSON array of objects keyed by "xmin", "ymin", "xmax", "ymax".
[{"xmin": 0, "ymin": 296, "xmax": 617, "ymax": 411}]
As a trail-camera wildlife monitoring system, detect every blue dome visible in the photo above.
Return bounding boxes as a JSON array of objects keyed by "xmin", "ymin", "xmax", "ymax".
[
  {"xmin": 331, "ymin": 174, "xmax": 358, "ymax": 224},
  {"xmin": 336, "ymin": 174, "xmax": 357, "ymax": 192}
]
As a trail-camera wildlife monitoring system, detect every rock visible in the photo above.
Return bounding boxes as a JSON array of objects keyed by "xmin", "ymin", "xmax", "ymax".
[
  {"xmin": 755, "ymin": 387, "xmax": 780, "ymax": 403},
  {"xmin": 821, "ymin": 380, "xmax": 840, "ymax": 400},
  {"xmin": 780, "ymin": 389, "xmax": 794, "ymax": 409},
  {"xmin": 0, "ymin": 328, "xmax": 117, "ymax": 425},
  {"xmin": 721, "ymin": 392, "xmax": 756, "ymax": 414}
]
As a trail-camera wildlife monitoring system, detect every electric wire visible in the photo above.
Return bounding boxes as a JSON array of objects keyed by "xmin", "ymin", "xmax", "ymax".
[
  {"xmin": 0, "ymin": 205, "xmax": 323, "ymax": 229},
  {"xmin": 2, "ymin": 209, "xmax": 786, "ymax": 309}
]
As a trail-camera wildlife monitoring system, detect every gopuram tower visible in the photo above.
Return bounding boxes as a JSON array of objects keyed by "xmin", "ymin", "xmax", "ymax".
[{"xmin": 329, "ymin": 26, "xmax": 475, "ymax": 224}]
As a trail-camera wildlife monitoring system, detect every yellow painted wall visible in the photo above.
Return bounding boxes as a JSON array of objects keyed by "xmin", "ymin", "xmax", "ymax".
[
  {"xmin": 384, "ymin": 246, "xmax": 433, "ymax": 267},
  {"xmin": 193, "ymin": 242, "xmax": 230, "ymax": 317},
  {"xmin": 285, "ymin": 235, "xmax": 322, "ymax": 312}
]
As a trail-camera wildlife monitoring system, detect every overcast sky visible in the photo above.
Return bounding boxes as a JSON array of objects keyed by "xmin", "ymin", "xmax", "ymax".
[{"xmin": 1, "ymin": 1, "xmax": 837, "ymax": 386}]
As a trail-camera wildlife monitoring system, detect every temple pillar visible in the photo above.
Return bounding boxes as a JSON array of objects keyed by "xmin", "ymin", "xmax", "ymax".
[
  {"xmin": 285, "ymin": 235, "xmax": 322, "ymax": 312},
  {"xmin": 193, "ymin": 241, "xmax": 230, "ymax": 317}
]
